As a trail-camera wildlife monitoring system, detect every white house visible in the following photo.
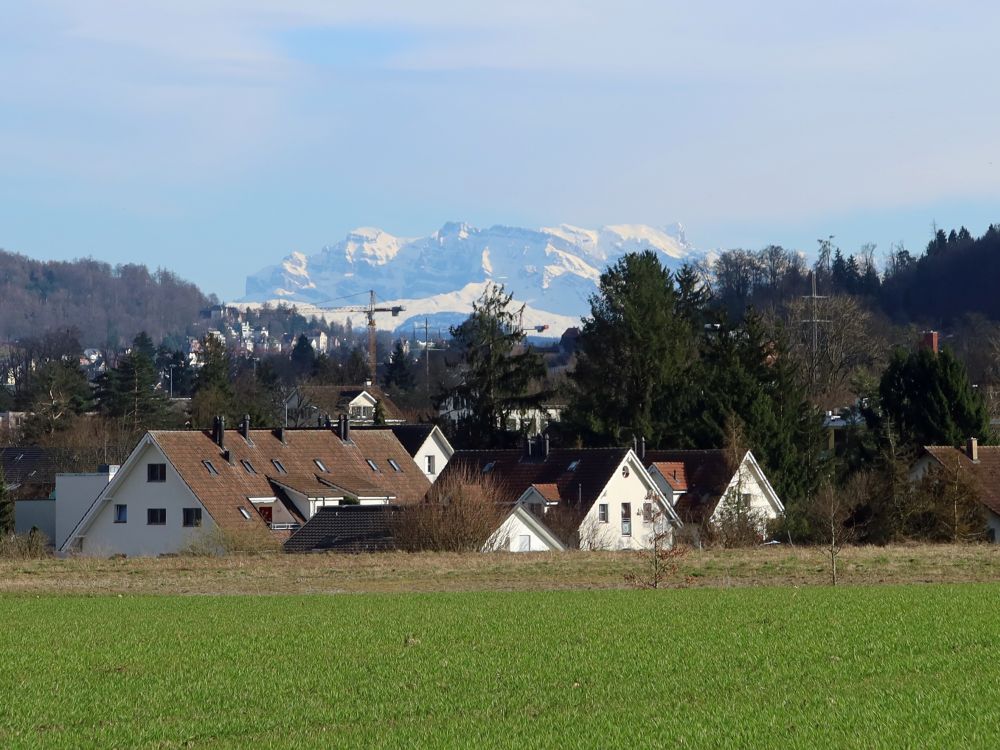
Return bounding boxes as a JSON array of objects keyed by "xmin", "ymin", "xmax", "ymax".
[
  {"xmin": 59, "ymin": 420, "xmax": 430, "ymax": 557},
  {"xmin": 359, "ymin": 424, "xmax": 453, "ymax": 483},
  {"xmin": 437, "ymin": 397, "xmax": 563, "ymax": 438},
  {"xmin": 644, "ymin": 449, "xmax": 784, "ymax": 534},
  {"xmin": 911, "ymin": 439, "xmax": 1000, "ymax": 542},
  {"xmin": 285, "ymin": 384, "xmax": 405, "ymax": 427},
  {"xmin": 441, "ymin": 443, "xmax": 681, "ymax": 551},
  {"xmin": 485, "ymin": 504, "xmax": 566, "ymax": 553}
]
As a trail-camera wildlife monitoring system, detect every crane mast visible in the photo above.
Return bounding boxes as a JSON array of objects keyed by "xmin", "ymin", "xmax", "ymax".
[{"xmin": 324, "ymin": 290, "xmax": 404, "ymax": 383}]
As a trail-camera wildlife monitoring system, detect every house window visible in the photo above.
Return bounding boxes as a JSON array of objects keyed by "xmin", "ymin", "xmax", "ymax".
[
  {"xmin": 240, "ymin": 459, "xmax": 257, "ymax": 475},
  {"xmin": 642, "ymin": 503, "xmax": 654, "ymax": 522},
  {"xmin": 271, "ymin": 459, "xmax": 287, "ymax": 474},
  {"xmin": 147, "ymin": 463, "xmax": 166, "ymax": 482},
  {"xmin": 598, "ymin": 504, "xmax": 608, "ymax": 523},
  {"xmin": 621, "ymin": 503, "xmax": 632, "ymax": 536},
  {"xmin": 517, "ymin": 535, "xmax": 531, "ymax": 551},
  {"xmin": 366, "ymin": 459, "xmax": 379, "ymax": 472},
  {"xmin": 314, "ymin": 459, "xmax": 328, "ymax": 473},
  {"xmin": 388, "ymin": 459, "xmax": 401, "ymax": 472},
  {"xmin": 114, "ymin": 504, "xmax": 127, "ymax": 524},
  {"xmin": 238, "ymin": 507, "xmax": 251, "ymax": 520},
  {"xmin": 426, "ymin": 455, "xmax": 436, "ymax": 474},
  {"xmin": 147, "ymin": 508, "xmax": 166, "ymax": 526},
  {"xmin": 202, "ymin": 460, "xmax": 219, "ymax": 476},
  {"xmin": 183, "ymin": 508, "xmax": 202, "ymax": 527}
]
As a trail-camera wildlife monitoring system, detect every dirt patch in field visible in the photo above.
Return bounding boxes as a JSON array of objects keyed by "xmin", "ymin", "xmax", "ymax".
[{"xmin": 2, "ymin": 544, "xmax": 1000, "ymax": 595}]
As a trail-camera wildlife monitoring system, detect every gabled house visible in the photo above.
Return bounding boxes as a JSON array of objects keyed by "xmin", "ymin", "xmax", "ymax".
[
  {"xmin": 912, "ymin": 438, "xmax": 1000, "ymax": 542},
  {"xmin": 285, "ymin": 384, "xmax": 405, "ymax": 427},
  {"xmin": 441, "ymin": 443, "xmax": 680, "ymax": 551},
  {"xmin": 644, "ymin": 449, "xmax": 783, "ymax": 532},
  {"xmin": 59, "ymin": 419, "xmax": 429, "ymax": 557},
  {"xmin": 357, "ymin": 424, "xmax": 453, "ymax": 482}
]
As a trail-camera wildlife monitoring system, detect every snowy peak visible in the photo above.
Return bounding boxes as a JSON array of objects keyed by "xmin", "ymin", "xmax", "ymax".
[{"xmin": 242, "ymin": 221, "xmax": 703, "ymax": 328}]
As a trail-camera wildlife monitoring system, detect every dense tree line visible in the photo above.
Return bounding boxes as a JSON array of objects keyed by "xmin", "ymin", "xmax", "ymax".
[{"xmin": 0, "ymin": 251, "xmax": 211, "ymax": 347}]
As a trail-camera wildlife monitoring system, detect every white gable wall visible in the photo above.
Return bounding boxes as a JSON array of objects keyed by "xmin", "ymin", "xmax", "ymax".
[
  {"xmin": 418, "ymin": 429, "xmax": 453, "ymax": 483},
  {"xmin": 74, "ymin": 442, "xmax": 215, "ymax": 557},
  {"xmin": 487, "ymin": 509, "xmax": 562, "ymax": 552},
  {"xmin": 578, "ymin": 454, "xmax": 674, "ymax": 551},
  {"xmin": 709, "ymin": 456, "xmax": 782, "ymax": 525}
]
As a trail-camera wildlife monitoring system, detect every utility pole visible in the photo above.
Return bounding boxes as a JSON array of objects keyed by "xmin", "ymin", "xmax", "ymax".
[
  {"xmin": 802, "ymin": 271, "xmax": 829, "ymax": 392},
  {"xmin": 424, "ymin": 317, "xmax": 430, "ymax": 395}
]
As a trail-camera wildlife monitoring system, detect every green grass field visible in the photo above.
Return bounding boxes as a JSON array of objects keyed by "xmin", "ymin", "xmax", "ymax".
[{"xmin": 2, "ymin": 585, "xmax": 1000, "ymax": 748}]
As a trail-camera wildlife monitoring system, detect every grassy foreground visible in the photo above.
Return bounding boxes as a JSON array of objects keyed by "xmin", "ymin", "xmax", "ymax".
[{"xmin": 2, "ymin": 585, "xmax": 1000, "ymax": 748}]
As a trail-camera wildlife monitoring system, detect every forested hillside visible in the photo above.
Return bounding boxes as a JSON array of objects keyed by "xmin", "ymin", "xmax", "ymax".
[{"xmin": 0, "ymin": 251, "xmax": 212, "ymax": 346}]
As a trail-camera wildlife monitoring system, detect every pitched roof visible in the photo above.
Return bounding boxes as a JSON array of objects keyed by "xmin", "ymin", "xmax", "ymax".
[
  {"xmin": 386, "ymin": 424, "xmax": 435, "ymax": 456},
  {"xmin": 644, "ymin": 450, "xmax": 734, "ymax": 523},
  {"xmin": 923, "ymin": 445, "xmax": 1000, "ymax": 516},
  {"xmin": 139, "ymin": 428, "xmax": 429, "ymax": 539},
  {"xmin": 441, "ymin": 448, "xmax": 632, "ymax": 515},
  {"xmin": 284, "ymin": 505, "xmax": 399, "ymax": 553},
  {"xmin": 1, "ymin": 447, "xmax": 57, "ymax": 488},
  {"xmin": 295, "ymin": 385, "xmax": 404, "ymax": 422}
]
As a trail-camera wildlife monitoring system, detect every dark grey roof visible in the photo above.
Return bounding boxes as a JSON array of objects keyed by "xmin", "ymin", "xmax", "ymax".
[
  {"xmin": 0, "ymin": 447, "xmax": 57, "ymax": 488},
  {"xmin": 284, "ymin": 505, "xmax": 401, "ymax": 553},
  {"xmin": 388, "ymin": 425, "xmax": 435, "ymax": 456}
]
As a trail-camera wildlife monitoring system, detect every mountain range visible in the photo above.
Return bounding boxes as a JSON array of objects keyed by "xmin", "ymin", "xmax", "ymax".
[{"xmin": 241, "ymin": 222, "xmax": 704, "ymax": 335}]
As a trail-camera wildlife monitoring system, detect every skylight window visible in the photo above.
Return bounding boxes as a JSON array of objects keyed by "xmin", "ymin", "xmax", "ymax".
[
  {"xmin": 241, "ymin": 459, "xmax": 257, "ymax": 475},
  {"xmin": 203, "ymin": 460, "xmax": 220, "ymax": 476},
  {"xmin": 271, "ymin": 459, "xmax": 287, "ymax": 474},
  {"xmin": 387, "ymin": 459, "xmax": 401, "ymax": 472},
  {"xmin": 366, "ymin": 459, "xmax": 379, "ymax": 472},
  {"xmin": 314, "ymin": 459, "xmax": 328, "ymax": 473},
  {"xmin": 567, "ymin": 460, "xmax": 580, "ymax": 472},
  {"xmin": 483, "ymin": 461, "xmax": 496, "ymax": 474},
  {"xmin": 237, "ymin": 507, "xmax": 251, "ymax": 520}
]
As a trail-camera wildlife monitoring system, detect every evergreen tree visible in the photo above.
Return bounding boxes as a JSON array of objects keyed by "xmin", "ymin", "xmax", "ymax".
[
  {"xmin": 674, "ymin": 262, "xmax": 712, "ymax": 329},
  {"xmin": 876, "ymin": 347, "xmax": 988, "ymax": 450},
  {"xmin": 96, "ymin": 334, "xmax": 170, "ymax": 430},
  {"xmin": 383, "ymin": 341, "xmax": 416, "ymax": 392},
  {"xmin": 565, "ymin": 251, "xmax": 696, "ymax": 446},
  {"xmin": 0, "ymin": 465, "xmax": 13, "ymax": 535},
  {"xmin": 373, "ymin": 399, "xmax": 387, "ymax": 426},
  {"xmin": 290, "ymin": 334, "xmax": 316, "ymax": 379},
  {"xmin": 446, "ymin": 284, "xmax": 547, "ymax": 448},
  {"xmin": 20, "ymin": 360, "xmax": 92, "ymax": 440},
  {"xmin": 190, "ymin": 336, "xmax": 235, "ymax": 428},
  {"xmin": 343, "ymin": 347, "xmax": 369, "ymax": 384}
]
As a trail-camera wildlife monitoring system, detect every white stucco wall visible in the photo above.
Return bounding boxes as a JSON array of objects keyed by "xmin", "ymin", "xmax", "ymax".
[
  {"xmin": 418, "ymin": 432, "xmax": 452, "ymax": 484},
  {"xmin": 55, "ymin": 470, "xmax": 116, "ymax": 549},
  {"xmin": 988, "ymin": 509, "xmax": 1000, "ymax": 544},
  {"xmin": 14, "ymin": 499, "xmax": 55, "ymax": 541},
  {"xmin": 487, "ymin": 511, "xmax": 560, "ymax": 552},
  {"xmin": 75, "ymin": 443, "xmax": 214, "ymax": 557},
  {"xmin": 709, "ymin": 462, "xmax": 781, "ymax": 525},
  {"xmin": 579, "ymin": 456, "xmax": 671, "ymax": 551}
]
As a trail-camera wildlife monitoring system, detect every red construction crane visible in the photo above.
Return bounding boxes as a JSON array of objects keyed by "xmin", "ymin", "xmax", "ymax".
[{"xmin": 327, "ymin": 290, "xmax": 404, "ymax": 382}]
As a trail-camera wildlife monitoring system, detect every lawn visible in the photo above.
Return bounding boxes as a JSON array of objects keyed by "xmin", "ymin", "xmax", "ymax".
[{"xmin": 2, "ymin": 585, "xmax": 1000, "ymax": 748}]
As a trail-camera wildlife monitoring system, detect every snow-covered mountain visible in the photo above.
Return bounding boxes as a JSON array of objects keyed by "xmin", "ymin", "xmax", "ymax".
[{"xmin": 242, "ymin": 222, "xmax": 702, "ymax": 334}]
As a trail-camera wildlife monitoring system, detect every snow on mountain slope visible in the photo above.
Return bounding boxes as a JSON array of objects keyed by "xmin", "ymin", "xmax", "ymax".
[{"xmin": 242, "ymin": 221, "xmax": 702, "ymax": 333}]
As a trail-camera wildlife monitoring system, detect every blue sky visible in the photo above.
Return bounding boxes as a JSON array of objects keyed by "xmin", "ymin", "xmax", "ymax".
[{"xmin": 2, "ymin": 1, "xmax": 999, "ymax": 299}]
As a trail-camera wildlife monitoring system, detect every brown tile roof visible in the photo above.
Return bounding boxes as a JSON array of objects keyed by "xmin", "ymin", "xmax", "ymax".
[
  {"xmin": 440, "ymin": 448, "xmax": 631, "ymax": 515},
  {"xmin": 296, "ymin": 385, "xmax": 404, "ymax": 422},
  {"xmin": 644, "ymin": 450, "xmax": 733, "ymax": 524},
  {"xmin": 531, "ymin": 483, "xmax": 561, "ymax": 502},
  {"xmin": 651, "ymin": 461, "xmax": 688, "ymax": 492},
  {"xmin": 924, "ymin": 445, "xmax": 1000, "ymax": 516},
  {"xmin": 149, "ymin": 428, "xmax": 430, "ymax": 539}
]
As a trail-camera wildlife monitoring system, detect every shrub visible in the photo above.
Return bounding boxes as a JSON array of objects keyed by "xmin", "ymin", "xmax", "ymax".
[
  {"xmin": 0, "ymin": 529, "xmax": 50, "ymax": 559},
  {"xmin": 391, "ymin": 465, "xmax": 510, "ymax": 552}
]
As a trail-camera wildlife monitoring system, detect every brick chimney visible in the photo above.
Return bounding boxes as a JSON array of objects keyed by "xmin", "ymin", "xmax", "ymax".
[
  {"xmin": 967, "ymin": 437, "xmax": 979, "ymax": 462},
  {"xmin": 921, "ymin": 330, "xmax": 939, "ymax": 354}
]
